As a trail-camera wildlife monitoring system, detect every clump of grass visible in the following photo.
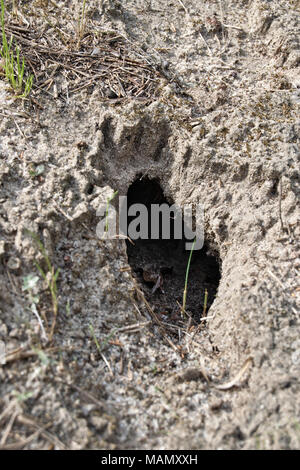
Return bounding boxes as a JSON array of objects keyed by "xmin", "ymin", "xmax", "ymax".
[
  {"xmin": 25, "ymin": 230, "xmax": 60, "ymax": 342},
  {"xmin": 0, "ymin": 0, "xmax": 33, "ymax": 97}
]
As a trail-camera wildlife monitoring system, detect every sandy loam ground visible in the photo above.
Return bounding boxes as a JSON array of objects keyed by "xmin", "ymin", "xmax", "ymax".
[{"xmin": 0, "ymin": 0, "xmax": 299, "ymax": 449}]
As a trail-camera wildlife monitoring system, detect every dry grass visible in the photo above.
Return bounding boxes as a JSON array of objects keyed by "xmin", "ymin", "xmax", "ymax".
[{"xmin": 2, "ymin": 2, "xmax": 164, "ymax": 103}]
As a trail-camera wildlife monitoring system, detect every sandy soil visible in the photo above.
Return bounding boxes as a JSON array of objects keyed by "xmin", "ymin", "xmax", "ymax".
[{"xmin": 0, "ymin": 0, "xmax": 299, "ymax": 449}]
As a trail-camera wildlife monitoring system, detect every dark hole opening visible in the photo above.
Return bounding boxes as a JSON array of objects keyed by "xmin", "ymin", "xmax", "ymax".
[{"xmin": 125, "ymin": 177, "xmax": 221, "ymax": 325}]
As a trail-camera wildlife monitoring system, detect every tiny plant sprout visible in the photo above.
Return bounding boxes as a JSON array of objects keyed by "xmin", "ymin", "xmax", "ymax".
[{"xmin": 0, "ymin": 0, "xmax": 34, "ymax": 98}]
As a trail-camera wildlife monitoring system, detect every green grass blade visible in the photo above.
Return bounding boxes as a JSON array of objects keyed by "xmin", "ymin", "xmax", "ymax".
[{"xmin": 182, "ymin": 238, "xmax": 196, "ymax": 315}]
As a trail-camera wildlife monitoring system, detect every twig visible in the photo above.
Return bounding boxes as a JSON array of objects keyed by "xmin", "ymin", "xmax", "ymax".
[
  {"xmin": 177, "ymin": 0, "xmax": 188, "ymax": 14},
  {"xmin": 0, "ymin": 409, "xmax": 19, "ymax": 446},
  {"xmin": 12, "ymin": 117, "xmax": 27, "ymax": 139},
  {"xmin": 52, "ymin": 200, "xmax": 73, "ymax": 221},
  {"xmin": 267, "ymin": 269, "xmax": 284, "ymax": 289},
  {"xmin": 218, "ymin": 0, "xmax": 225, "ymax": 41},
  {"xmin": 0, "ymin": 399, "xmax": 19, "ymax": 424},
  {"xmin": 54, "ymin": 378, "xmax": 105, "ymax": 408},
  {"xmin": 0, "ymin": 428, "xmax": 46, "ymax": 450},
  {"xmin": 199, "ymin": 32, "xmax": 213, "ymax": 55},
  {"xmin": 222, "ymin": 23, "xmax": 243, "ymax": 30},
  {"xmin": 135, "ymin": 286, "xmax": 164, "ymax": 327},
  {"xmin": 4, "ymin": 22, "xmax": 162, "ymax": 102},
  {"xmin": 4, "ymin": 346, "xmax": 68, "ymax": 363},
  {"xmin": 132, "ymin": 298, "xmax": 151, "ymax": 321},
  {"xmin": 213, "ymin": 357, "xmax": 253, "ymax": 390},
  {"xmin": 100, "ymin": 351, "xmax": 114, "ymax": 376},
  {"xmin": 17, "ymin": 414, "xmax": 66, "ymax": 450},
  {"xmin": 117, "ymin": 321, "xmax": 151, "ymax": 333},
  {"xmin": 278, "ymin": 176, "xmax": 284, "ymax": 232},
  {"xmin": 29, "ymin": 303, "xmax": 48, "ymax": 343}
]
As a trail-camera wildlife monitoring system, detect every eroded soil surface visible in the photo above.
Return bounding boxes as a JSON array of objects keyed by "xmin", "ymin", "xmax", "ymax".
[{"xmin": 0, "ymin": 0, "xmax": 299, "ymax": 449}]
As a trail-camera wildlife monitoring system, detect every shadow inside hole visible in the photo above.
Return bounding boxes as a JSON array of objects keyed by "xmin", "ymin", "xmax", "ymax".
[{"xmin": 125, "ymin": 177, "xmax": 221, "ymax": 324}]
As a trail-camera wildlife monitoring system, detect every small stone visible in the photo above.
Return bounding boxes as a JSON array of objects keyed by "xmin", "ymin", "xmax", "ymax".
[
  {"xmin": 90, "ymin": 416, "xmax": 108, "ymax": 432},
  {"xmin": 81, "ymin": 404, "xmax": 97, "ymax": 417},
  {"xmin": 177, "ymin": 368, "xmax": 204, "ymax": 383},
  {"xmin": 0, "ymin": 241, "xmax": 6, "ymax": 259},
  {"xmin": 209, "ymin": 398, "xmax": 223, "ymax": 411},
  {"xmin": 7, "ymin": 256, "xmax": 21, "ymax": 271},
  {"xmin": 0, "ymin": 322, "xmax": 8, "ymax": 337}
]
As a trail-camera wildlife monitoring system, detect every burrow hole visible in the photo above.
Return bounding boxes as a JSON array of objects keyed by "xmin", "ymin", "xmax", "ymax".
[{"xmin": 126, "ymin": 177, "xmax": 221, "ymax": 325}]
